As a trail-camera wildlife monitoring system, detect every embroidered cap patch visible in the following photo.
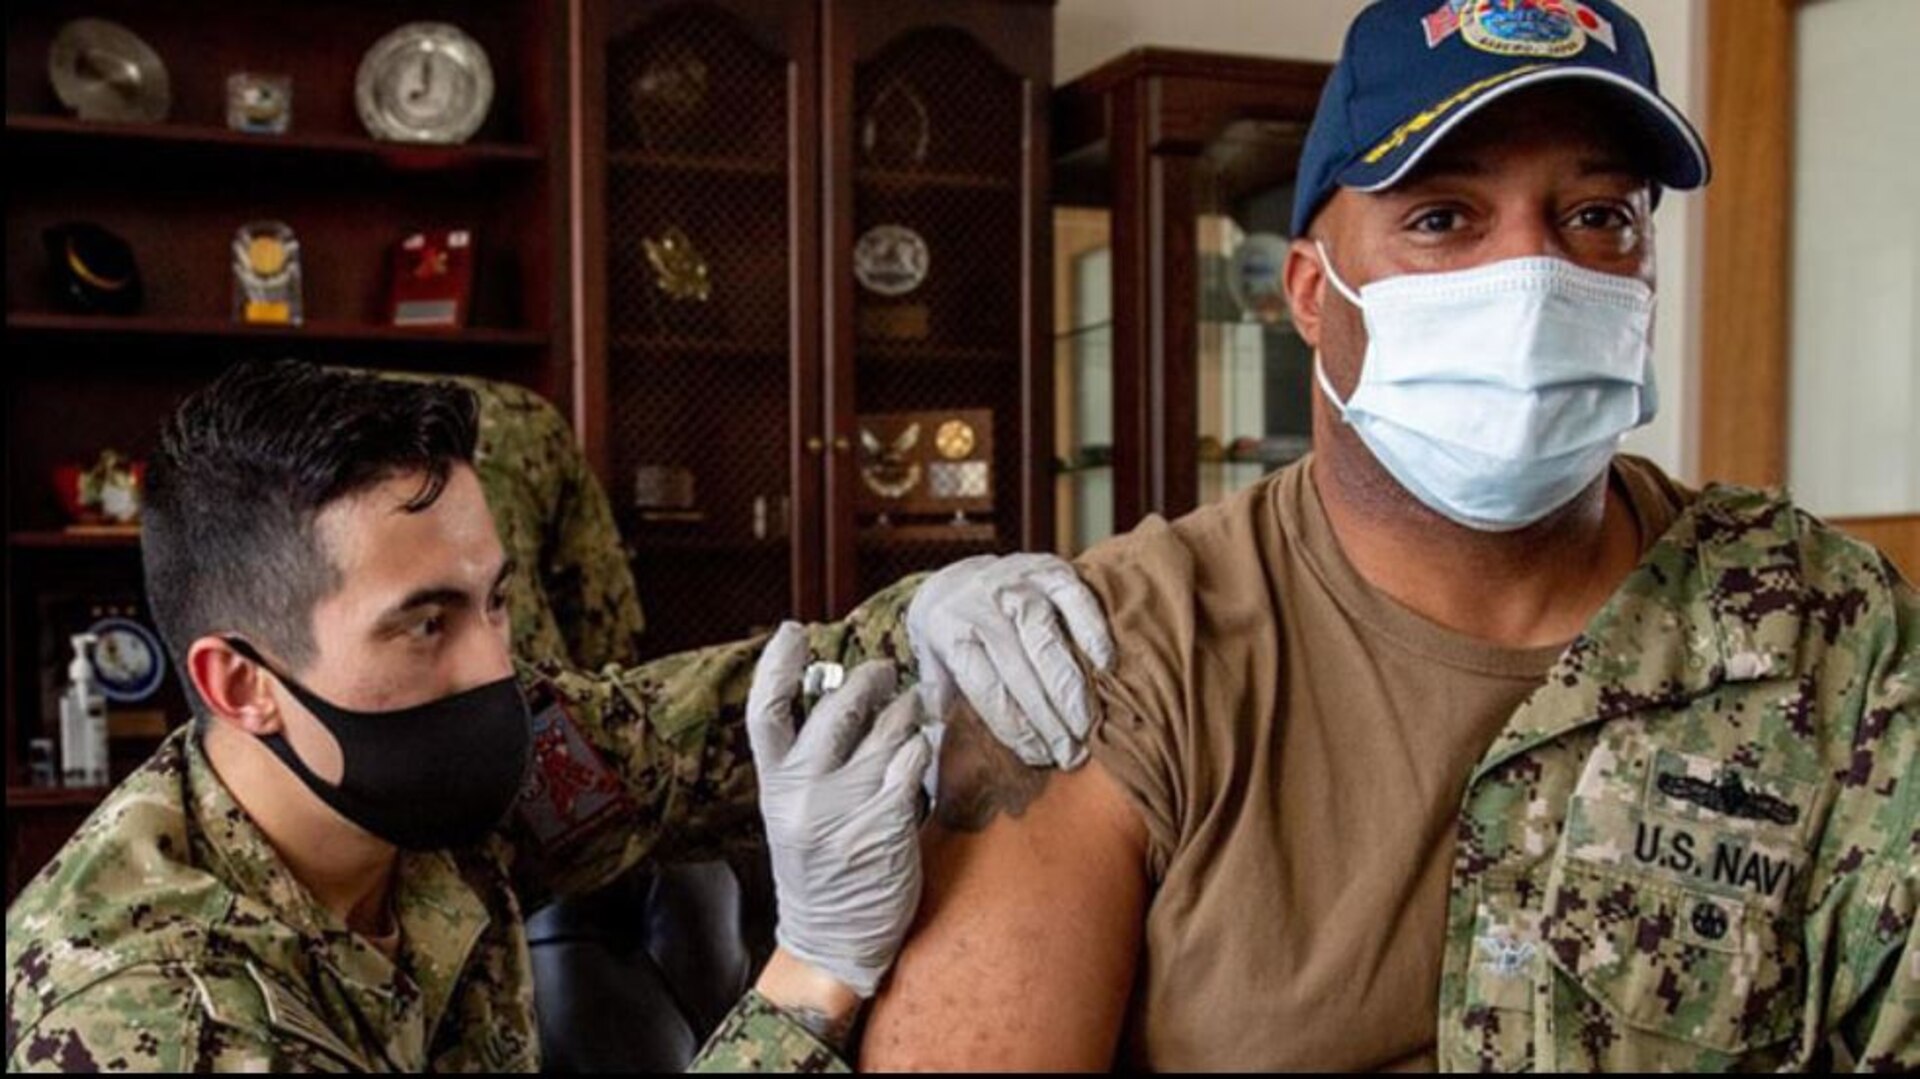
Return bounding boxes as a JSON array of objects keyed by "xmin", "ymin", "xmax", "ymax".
[{"xmin": 1424, "ymin": 0, "xmax": 1617, "ymax": 57}]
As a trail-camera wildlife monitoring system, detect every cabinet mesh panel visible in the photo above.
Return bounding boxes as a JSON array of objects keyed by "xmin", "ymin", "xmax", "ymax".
[
  {"xmin": 852, "ymin": 28, "xmax": 1026, "ymax": 601},
  {"xmin": 607, "ymin": 6, "xmax": 793, "ymax": 658}
]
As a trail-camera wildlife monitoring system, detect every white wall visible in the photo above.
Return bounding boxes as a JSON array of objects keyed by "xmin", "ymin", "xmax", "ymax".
[
  {"xmin": 1057, "ymin": 0, "xmax": 1371, "ymax": 81},
  {"xmin": 1055, "ymin": 0, "xmax": 1709, "ymax": 481},
  {"xmin": 1787, "ymin": 0, "xmax": 1920, "ymax": 517}
]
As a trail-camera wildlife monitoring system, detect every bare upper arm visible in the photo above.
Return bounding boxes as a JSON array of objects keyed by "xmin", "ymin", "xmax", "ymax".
[{"xmin": 858, "ymin": 702, "xmax": 1149, "ymax": 1071}]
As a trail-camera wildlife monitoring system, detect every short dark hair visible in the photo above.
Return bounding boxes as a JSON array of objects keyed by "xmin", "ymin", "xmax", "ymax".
[{"xmin": 142, "ymin": 359, "xmax": 480, "ymax": 715}]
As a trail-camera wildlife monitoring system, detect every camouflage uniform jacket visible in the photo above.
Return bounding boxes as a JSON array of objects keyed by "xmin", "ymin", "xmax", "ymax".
[
  {"xmin": 4, "ymin": 583, "xmax": 919, "ymax": 1072},
  {"xmin": 690, "ymin": 483, "xmax": 1919, "ymax": 1072}
]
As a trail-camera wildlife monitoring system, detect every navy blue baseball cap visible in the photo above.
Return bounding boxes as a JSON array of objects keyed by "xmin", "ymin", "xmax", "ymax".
[{"xmin": 1290, "ymin": 0, "xmax": 1710, "ymax": 236}]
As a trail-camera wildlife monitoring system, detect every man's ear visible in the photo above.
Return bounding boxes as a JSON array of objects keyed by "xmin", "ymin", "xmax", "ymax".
[
  {"xmin": 1285, "ymin": 237, "xmax": 1328, "ymax": 350},
  {"xmin": 187, "ymin": 637, "xmax": 284, "ymax": 736}
]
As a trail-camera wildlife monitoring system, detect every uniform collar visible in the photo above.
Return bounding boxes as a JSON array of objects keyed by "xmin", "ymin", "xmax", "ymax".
[
  {"xmin": 1473, "ymin": 483, "xmax": 1807, "ymax": 781},
  {"xmin": 185, "ymin": 729, "xmax": 342, "ymax": 943},
  {"xmin": 390, "ymin": 847, "xmax": 493, "ymax": 1049},
  {"xmin": 183, "ymin": 731, "xmax": 492, "ymax": 1061}
]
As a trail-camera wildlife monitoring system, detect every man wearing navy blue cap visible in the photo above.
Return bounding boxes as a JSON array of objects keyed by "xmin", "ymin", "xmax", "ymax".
[{"xmin": 690, "ymin": 0, "xmax": 1917, "ymax": 1071}]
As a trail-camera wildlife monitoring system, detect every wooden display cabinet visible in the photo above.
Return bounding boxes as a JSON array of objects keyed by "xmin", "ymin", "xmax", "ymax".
[
  {"xmin": 1052, "ymin": 49, "xmax": 1330, "ymax": 548},
  {"xmin": 577, "ymin": 0, "xmax": 1054, "ymax": 657}
]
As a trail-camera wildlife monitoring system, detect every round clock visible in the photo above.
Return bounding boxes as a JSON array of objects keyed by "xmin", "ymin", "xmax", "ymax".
[
  {"xmin": 355, "ymin": 23, "xmax": 494, "ymax": 145},
  {"xmin": 87, "ymin": 617, "xmax": 165, "ymax": 704}
]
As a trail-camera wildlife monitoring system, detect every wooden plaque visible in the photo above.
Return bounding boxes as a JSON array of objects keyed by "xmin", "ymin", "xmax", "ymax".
[{"xmin": 854, "ymin": 408, "xmax": 994, "ymax": 518}]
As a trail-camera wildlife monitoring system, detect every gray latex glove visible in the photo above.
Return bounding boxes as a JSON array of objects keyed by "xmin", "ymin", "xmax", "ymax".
[
  {"xmin": 747, "ymin": 622, "xmax": 934, "ymax": 999},
  {"xmin": 907, "ymin": 553, "xmax": 1115, "ymax": 769}
]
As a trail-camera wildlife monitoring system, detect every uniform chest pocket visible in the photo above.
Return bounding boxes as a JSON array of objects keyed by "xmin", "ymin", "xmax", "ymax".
[
  {"xmin": 1453, "ymin": 872, "xmax": 1545, "ymax": 1073},
  {"xmin": 1542, "ymin": 861, "xmax": 1803, "ymax": 1055}
]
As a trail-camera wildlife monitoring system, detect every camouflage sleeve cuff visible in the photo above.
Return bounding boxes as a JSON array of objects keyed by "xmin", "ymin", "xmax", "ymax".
[
  {"xmin": 804, "ymin": 573, "xmax": 928, "ymax": 681},
  {"xmin": 689, "ymin": 990, "xmax": 852, "ymax": 1074}
]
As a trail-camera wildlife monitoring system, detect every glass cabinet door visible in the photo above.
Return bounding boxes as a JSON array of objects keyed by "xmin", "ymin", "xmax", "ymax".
[
  {"xmin": 1193, "ymin": 119, "xmax": 1314, "ymax": 506},
  {"xmin": 1055, "ymin": 209, "xmax": 1113, "ymax": 556},
  {"xmin": 1050, "ymin": 51, "xmax": 1328, "ymax": 539}
]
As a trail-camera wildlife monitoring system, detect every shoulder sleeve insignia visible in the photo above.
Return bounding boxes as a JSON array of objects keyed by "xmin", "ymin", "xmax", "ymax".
[{"xmin": 510, "ymin": 686, "xmax": 636, "ymax": 858}]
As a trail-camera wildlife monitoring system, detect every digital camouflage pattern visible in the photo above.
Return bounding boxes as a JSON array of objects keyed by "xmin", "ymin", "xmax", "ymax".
[
  {"xmin": 386, "ymin": 371, "xmax": 647, "ymax": 672},
  {"xmin": 1439, "ymin": 483, "xmax": 1917, "ymax": 1072},
  {"xmin": 690, "ymin": 991, "xmax": 847, "ymax": 1074},
  {"xmin": 691, "ymin": 481, "xmax": 1919, "ymax": 1072},
  {"xmin": 4, "ymin": 579, "xmax": 922, "ymax": 1072}
]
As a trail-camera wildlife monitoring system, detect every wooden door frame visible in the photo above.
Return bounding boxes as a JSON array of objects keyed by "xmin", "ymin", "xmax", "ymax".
[{"xmin": 1700, "ymin": 0, "xmax": 1918, "ymax": 577}]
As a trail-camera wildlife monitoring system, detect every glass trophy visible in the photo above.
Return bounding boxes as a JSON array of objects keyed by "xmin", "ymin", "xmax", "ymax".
[{"xmin": 232, "ymin": 222, "xmax": 303, "ymax": 325}]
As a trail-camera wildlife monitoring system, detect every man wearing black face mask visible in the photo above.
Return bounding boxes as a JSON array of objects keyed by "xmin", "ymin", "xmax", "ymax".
[{"xmin": 2, "ymin": 360, "xmax": 1105, "ymax": 1071}]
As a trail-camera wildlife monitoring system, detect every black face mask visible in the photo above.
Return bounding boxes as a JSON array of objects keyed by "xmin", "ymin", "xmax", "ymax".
[{"xmin": 225, "ymin": 638, "xmax": 533, "ymax": 851}]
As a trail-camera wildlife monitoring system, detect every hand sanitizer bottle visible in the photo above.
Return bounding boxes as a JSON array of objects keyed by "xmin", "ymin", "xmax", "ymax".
[{"xmin": 60, "ymin": 632, "xmax": 108, "ymax": 787}]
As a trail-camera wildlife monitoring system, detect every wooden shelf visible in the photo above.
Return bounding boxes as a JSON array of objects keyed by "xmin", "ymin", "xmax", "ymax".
[
  {"xmin": 4, "ymin": 0, "xmax": 569, "ymax": 905},
  {"xmin": 8, "ymin": 313, "xmax": 549, "ymax": 351},
  {"xmin": 1054, "ymin": 320, "xmax": 1113, "ymax": 341},
  {"xmin": 6, "ymin": 785, "xmax": 109, "ymax": 811},
  {"xmin": 857, "ymin": 524, "xmax": 1000, "ymax": 547},
  {"xmin": 857, "ymin": 168, "xmax": 1017, "ymax": 192},
  {"xmin": 5, "ymin": 114, "xmax": 544, "ymax": 171},
  {"xmin": 858, "ymin": 341, "xmax": 1011, "ymax": 364},
  {"xmin": 1200, "ymin": 316, "xmax": 1298, "ymax": 336},
  {"xmin": 612, "ymin": 334, "xmax": 788, "ymax": 359},
  {"xmin": 609, "ymin": 150, "xmax": 785, "ymax": 178},
  {"xmin": 10, "ymin": 530, "xmax": 141, "ymax": 551}
]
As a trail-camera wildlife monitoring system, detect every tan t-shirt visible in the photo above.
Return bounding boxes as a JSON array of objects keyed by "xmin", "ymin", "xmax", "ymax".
[{"xmin": 1077, "ymin": 454, "xmax": 1690, "ymax": 1072}]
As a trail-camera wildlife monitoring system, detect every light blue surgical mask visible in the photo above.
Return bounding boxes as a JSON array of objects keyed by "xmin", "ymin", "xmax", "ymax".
[{"xmin": 1316, "ymin": 243, "xmax": 1658, "ymax": 531}]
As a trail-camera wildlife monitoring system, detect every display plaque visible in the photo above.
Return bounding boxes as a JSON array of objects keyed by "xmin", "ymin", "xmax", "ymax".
[{"xmin": 855, "ymin": 409, "xmax": 994, "ymax": 518}]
